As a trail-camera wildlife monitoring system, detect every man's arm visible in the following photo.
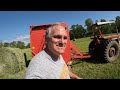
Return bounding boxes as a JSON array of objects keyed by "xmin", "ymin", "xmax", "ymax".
[{"xmin": 69, "ymin": 70, "xmax": 82, "ymax": 79}]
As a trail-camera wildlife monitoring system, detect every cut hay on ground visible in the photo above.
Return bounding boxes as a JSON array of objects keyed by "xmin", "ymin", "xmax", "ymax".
[{"xmin": 0, "ymin": 47, "xmax": 26, "ymax": 75}]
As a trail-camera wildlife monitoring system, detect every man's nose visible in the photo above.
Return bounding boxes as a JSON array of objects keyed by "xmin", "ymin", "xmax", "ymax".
[
  {"xmin": 60, "ymin": 37, "xmax": 67, "ymax": 44},
  {"xmin": 60, "ymin": 37, "xmax": 64, "ymax": 43}
]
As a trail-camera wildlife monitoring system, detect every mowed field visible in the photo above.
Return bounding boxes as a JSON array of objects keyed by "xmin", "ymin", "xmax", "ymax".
[
  {"xmin": 70, "ymin": 37, "xmax": 120, "ymax": 79},
  {"xmin": 1, "ymin": 37, "xmax": 120, "ymax": 79},
  {"xmin": 23, "ymin": 37, "xmax": 120, "ymax": 79}
]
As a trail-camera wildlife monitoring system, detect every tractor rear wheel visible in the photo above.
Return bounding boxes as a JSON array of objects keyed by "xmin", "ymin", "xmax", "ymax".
[
  {"xmin": 88, "ymin": 40, "xmax": 100, "ymax": 60},
  {"xmin": 89, "ymin": 41, "xmax": 97, "ymax": 55},
  {"xmin": 101, "ymin": 40, "xmax": 119, "ymax": 63}
]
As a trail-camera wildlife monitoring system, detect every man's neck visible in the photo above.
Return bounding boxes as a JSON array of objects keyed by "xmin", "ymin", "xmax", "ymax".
[{"xmin": 44, "ymin": 48, "xmax": 59, "ymax": 59}]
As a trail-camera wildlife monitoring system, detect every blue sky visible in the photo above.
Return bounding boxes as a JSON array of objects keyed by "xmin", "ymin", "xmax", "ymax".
[{"xmin": 0, "ymin": 11, "xmax": 120, "ymax": 45}]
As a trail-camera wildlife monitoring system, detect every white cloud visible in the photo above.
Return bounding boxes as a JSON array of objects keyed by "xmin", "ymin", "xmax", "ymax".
[
  {"xmin": 2, "ymin": 40, "xmax": 11, "ymax": 43},
  {"xmin": 14, "ymin": 35, "xmax": 30, "ymax": 45},
  {"xmin": 2, "ymin": 35, "xmax": 30, "ymax": 45}
]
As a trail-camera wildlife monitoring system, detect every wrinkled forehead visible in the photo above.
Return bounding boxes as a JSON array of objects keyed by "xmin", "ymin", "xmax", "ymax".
[
  {"xmin": 52, "ymin": 25, "xmax": 65, "ymax": 30},
  {"xmin": 51, "ymin": 25, "xmax": 67, "ymax": 35}
]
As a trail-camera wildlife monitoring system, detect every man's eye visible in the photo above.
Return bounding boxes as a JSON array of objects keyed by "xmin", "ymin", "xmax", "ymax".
[
  {"xmin": 53, "ymin": 35, "xmax": 67, "ymax": 39},
  {"xmin": 64, "ymin": 36, "xmax": 67, "ymax": 39},
  {"xmin": 53, "ymin": 35, "xmax": 61, "ymax": 39}
]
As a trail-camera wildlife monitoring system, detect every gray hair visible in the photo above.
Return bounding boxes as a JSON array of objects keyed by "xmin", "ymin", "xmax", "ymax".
[{"xmin": 45, "ymin": 23, "xmax": 66, "ymax": 39}]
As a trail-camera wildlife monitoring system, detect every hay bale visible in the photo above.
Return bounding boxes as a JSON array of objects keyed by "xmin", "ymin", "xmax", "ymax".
[
  {"xmin": 0, "ymin": 47, "xmax": 26, "ymax": 75},
  {"xmin": 0, "ymin": 63, "xmax": 6, "ymax": 74}
]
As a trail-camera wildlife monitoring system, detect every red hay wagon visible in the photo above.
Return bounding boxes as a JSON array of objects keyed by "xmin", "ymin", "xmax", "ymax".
[{"xmin": 30, "ymin": 22, "xmax": 91, "ymax": 64}]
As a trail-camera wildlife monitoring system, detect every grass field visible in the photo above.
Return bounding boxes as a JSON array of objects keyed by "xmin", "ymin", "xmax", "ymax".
[
  {"xmin": 71, "ymin": 37, "xmax": 120, "ymax": 79},
  {"xmin": 1, "ymin": 37, "xmax": 120, "ymax": 79},
  {"xmin": 22, "ymin": 48, "xmax": 32, "ymax": 61},
  {"xmin": 21, "ymin": 37, "xmax": 120, "ymax": 79}
]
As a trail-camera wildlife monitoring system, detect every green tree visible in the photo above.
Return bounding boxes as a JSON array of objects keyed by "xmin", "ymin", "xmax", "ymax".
[
  {"xmin": 100, "ymin": 19, "xmax": 113, "ymax": 34},
  {"xmin": 4, "ymin": 42, "xmax": 10, "ymax": 47},
  {"xmin": 75, "ymin": 25, "xmax": 86, "ymax": 38},
  {"xmin": 69, "ymin": 29, "xmax": 74, "ymax": 40},
  {"xmin": 85, "ymin": 18, "xmax": 93, "ymax": 36},
  {"xmin": 115, "ymin": 16, "xmax": 120, "ymax": 32},
  {"xmin": 17, "ymin": 41, "xmax": 25, "ymax": 49},
  {"xmin": 26, "ymin": 43, "xmax": 30, "ymax": 48},
  {"xmin": 0, "ymin": 41, "xmax": 3, "ymax": 48},
  {"xmin": 70, "ymin": 24, "xmax": 76, "ymax": 40},
  {"xmin": 95, "ymin": 20, "xmax": 99, "ymax": 23},
  {"xmin": 100, "ymin": 19, "xmax": 106, "ymax": 22},
  {"xmin": 10, "ymin": 41, "xmax": 17, "ymax": 48}
]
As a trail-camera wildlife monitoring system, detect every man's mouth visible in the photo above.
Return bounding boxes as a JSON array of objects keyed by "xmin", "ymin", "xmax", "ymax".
[{"xmin": 56, "ymin": 44, "xmax": 64, "ymax": 47}]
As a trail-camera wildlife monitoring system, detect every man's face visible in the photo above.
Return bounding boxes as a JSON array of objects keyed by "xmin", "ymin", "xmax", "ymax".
[{"xmin": 47, "ymin": 25, "xmax": 67, "ymax": 56}]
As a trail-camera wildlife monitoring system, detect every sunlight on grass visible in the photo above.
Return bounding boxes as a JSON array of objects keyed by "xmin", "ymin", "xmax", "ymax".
[
  {"xmin": 71, "ymin": 37, "xmax": 92, "ymax": 52},
  {"xmin": 22, "ymin": 48, "xmax": 32, "ymax": 60},
  {"xmin": 71, "ymin": 37, "xmax": 120, "ymax": 79}
]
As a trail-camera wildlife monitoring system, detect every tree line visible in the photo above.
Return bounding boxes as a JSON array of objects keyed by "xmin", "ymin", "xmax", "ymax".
[
  {"xmin": 69, "ymin": 16, "xmax": 120, "ymax": 40},
  {"xmin": 0, "ymin": 41, "xmax": 30, "ymax": 49}
]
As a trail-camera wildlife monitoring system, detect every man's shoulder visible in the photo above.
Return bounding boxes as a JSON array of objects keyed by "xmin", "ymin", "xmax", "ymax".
[
  {"xmin": 30, "ymin": 50, "xmax": 46, "ymax": 62},
  {"xmin": 33, "ymin": 50, "xmax": 45, "ymax": 58}
]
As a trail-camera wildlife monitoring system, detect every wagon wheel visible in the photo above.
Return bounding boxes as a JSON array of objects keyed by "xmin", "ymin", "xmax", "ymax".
[{"xmin": 102, "ymin": 40, "xmax": 119, "ymax": 63}]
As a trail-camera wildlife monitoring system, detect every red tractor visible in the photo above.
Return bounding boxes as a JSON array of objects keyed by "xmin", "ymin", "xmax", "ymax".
[
  {"xmin": 30, "ymin": 21, "xmax": 120, "ymax": 64},
  {"xmin": 89, "ymin": 21, "xmax": 120, "ymax": 62}
]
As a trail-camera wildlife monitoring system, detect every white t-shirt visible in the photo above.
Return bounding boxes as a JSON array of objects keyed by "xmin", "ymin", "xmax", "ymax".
[{"xmin": 25, "ymin": 50, "xmax": 70, "ymax": 79}]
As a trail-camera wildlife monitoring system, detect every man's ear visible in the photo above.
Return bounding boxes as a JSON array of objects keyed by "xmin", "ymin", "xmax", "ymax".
[
  {"xmin": 45, "ymin": 37, "xmax": 49, "ymax": 45},
  {"xmin": 45, "ymin": 37, "xmax": 48, "ymax": 42}
]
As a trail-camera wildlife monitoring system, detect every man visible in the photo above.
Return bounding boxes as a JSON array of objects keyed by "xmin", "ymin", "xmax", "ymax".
[{"xmin": 25, "ymin": 23, "xmax": 81, "ymax": 79}]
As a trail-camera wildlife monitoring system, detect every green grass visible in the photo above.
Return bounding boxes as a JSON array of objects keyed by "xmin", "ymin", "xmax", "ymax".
[
  {"xmin": 22, "ymin": 37, "xmax": 120, "ymax": 79},
  {"xmin": 71, "ymin": 37, "xmax": 92, "ymax": 52},
  {"xmin": 0, "ymin": 69, "xmax": 26, "ymax": 79},
  {"xmin": 71, "ymin": 58, "xmax": 120, "ymax": 79},
  {"xmin": 71, "ymin": 37, "xmax": 120, "ymax": 79},
  {"xmin": 17, "ymin": 37, "xmax": 120, "ymax": 79},
  {"xmin": 1, "ymin": 37, "xmax": 120, "ymax": 79},
  {"xmin": 22, "ymin": 48, "xmax": 32, "ymax": 61}
]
